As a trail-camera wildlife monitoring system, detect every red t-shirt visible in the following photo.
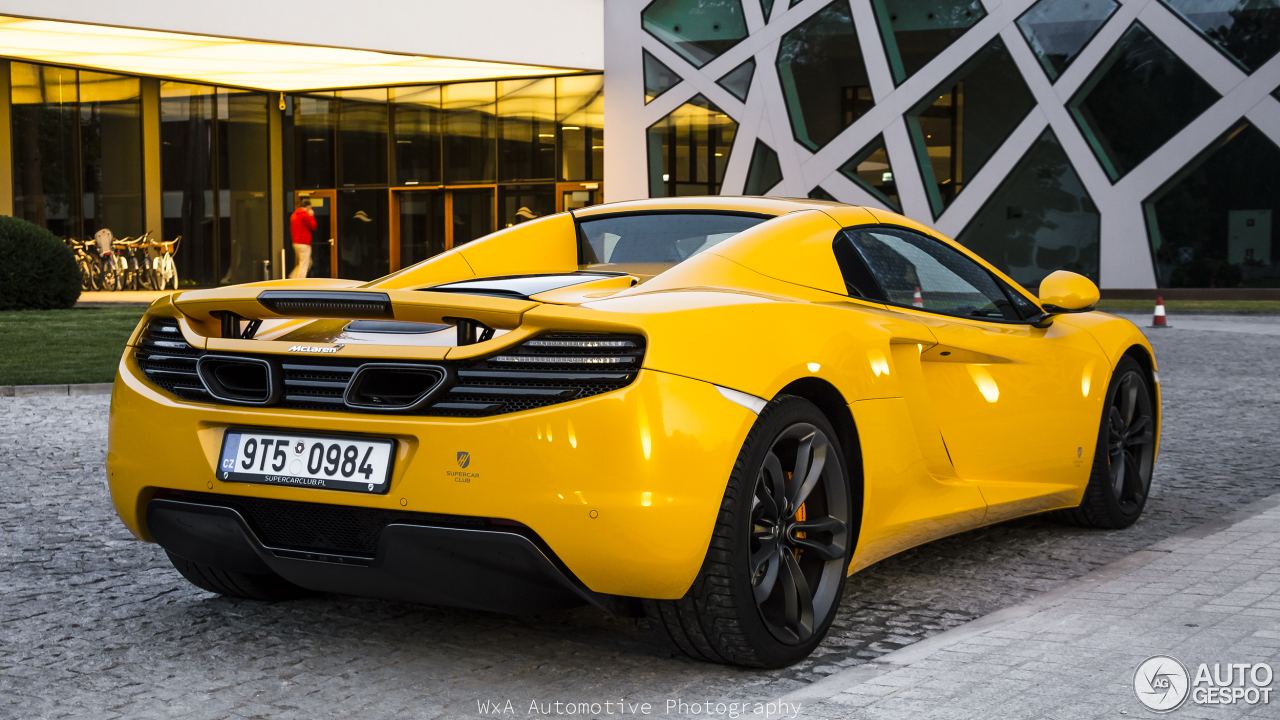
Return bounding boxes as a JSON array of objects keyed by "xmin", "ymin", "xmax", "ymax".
[{"xmin": 291, "ymin": 207, "xmax": 317, "ymax": 244}]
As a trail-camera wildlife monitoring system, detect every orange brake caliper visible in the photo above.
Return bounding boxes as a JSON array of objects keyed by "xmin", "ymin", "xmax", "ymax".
[{"xmin": 793, "ymin": 503, "xmax": 806, "ymax": 558}]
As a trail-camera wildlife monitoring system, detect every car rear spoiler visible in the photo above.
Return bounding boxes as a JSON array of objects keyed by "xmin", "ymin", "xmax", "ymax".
[{"xmin": 171, "ymin": 287, "xmax": 537, "ymax": 340}]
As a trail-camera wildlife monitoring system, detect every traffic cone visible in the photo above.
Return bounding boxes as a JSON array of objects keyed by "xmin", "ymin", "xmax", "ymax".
[
  {"xmin": 1149, "ymin": 296, "xmax": 1170, "ymax": 328},
  {"xmin": 912, "ymin": 286, "xmax": 924, "ymax": 308}
]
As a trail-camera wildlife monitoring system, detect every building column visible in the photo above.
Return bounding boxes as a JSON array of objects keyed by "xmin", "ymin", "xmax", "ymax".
[
  {"xmin": 602, "ymin": 0, "xmax": 648, "ymax": 202},
  {"xmin": 269, "ymin": 92, "xmax": 285, "ymax": 279},
  {"xmin": 140, "ymin": 78, "xmax": 162, "ymax": 237},
  {"xmin": 0, "ymin": 60, "xmax": 12, "ymax": 216}
]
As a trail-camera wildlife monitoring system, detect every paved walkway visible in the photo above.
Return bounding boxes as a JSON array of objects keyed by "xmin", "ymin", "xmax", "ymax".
[
  {"xmin": 779, "ymin": 495, "xmax": 1280, "ymax": 719},
  {"xmin": 77, "ymin": 290, "xmax": 174, "ymax": 306},
  {"xmin": 1110, "ymin": 311, "xmax": 1280, "ymax": 337},
  {"xmin": 3, "ymin": 318, "xmax": 1278, "ymax": 718}
]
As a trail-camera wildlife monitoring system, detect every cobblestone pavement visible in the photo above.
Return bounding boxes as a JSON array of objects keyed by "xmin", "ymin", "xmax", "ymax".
[
  {"xmin": 2, "ymin": 320, "xmax": 1278, "ymax": 718},
  {"xmin": 788, "ymin": 498, "xmax": 1280, "ymax": 719}
]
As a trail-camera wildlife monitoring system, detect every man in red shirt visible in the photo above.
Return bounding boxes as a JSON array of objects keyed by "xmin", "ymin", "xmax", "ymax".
[{"xmin": 289, "ymin": 198, "xmax": 317, "ymax": 278}]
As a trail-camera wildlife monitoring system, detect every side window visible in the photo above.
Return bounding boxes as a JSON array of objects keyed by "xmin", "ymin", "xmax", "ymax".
[
  {"xmin": 846, "ymin": 228, "xmax": 1023, "ymax": 321},
  {"xmin": 1003, "ymin": 283, "xmax": 1041, "ymax": 318}
]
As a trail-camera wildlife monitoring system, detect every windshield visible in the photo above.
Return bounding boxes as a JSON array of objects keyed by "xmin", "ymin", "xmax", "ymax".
[{"xmin": 577, "ymin": 212, "xmax": 768, "ymax": 266}]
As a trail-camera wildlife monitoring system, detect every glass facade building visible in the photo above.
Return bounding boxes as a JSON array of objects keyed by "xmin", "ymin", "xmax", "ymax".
[
  {"xmin": 5, "ymin": 57, "xmax": 603, "ymax": 286},
  {"xmin": 5, "ymin": 1, "xmax": 1280, "ymax": 291},
  {"xmin": 10, "ymin": 64, "xmax": 144, "ymax": 242},
  {"xmin": 279, "ymin": 75, "xmax": 603, "ymax": 281},
  {"xmin": 160, "ymin": 83, "xmax": 271, "ymax": 287},
  {"xmin": 619, "ymin": 0, "xmax": 1280, "ymax": 290}
]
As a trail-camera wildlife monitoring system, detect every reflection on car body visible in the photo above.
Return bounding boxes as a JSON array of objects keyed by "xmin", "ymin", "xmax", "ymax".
[{"xmin": 107, "ymin": 196, "xmax": 1160, "ymax": 667}]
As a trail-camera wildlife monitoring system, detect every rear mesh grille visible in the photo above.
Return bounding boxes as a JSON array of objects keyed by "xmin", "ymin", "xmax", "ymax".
[
  {"xmin": 133, "ymin": 322, "xmax": 645, "ymax": 417},
  {"xmin": 134, "ymin": 319, "xmax": 209, "ymax": 402},
  {"xmin": 162, "ymin": 490, "xmax": 487, "ymax": 556},
  {"xmin": 433, "ymin": 332, "xmax": 644, "ymax": 416}
]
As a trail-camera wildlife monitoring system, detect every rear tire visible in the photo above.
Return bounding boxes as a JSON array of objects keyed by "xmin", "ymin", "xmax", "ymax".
[
  {"xmin": 644, "ymin": 396, "xmax": 854, "ymax": 668},
  {"xmin": 166, "ymin": 551, "xmax": 310, "ymax": 601},
  {"xmin": 78, "ymin": 258, "xmax": 97, "ymax": 291},
  {"xmin": 1051, "ymin": 356, "xmax": 1156, "ymax": 529}
]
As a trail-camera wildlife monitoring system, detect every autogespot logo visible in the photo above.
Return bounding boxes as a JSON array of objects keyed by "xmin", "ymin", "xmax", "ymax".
[
  {"xmin": 1134, "ymin": 656, "xmax": 1275, "ymax": 711},
  {"xmin": 1135, "ymin": 655, "xmax": 1190, "ymax": 713}
]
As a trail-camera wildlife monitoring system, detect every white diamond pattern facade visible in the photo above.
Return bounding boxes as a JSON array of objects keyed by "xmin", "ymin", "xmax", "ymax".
[{"xmin": 603, "ymin": 0, "xmax": 1280, "ymax": 289}]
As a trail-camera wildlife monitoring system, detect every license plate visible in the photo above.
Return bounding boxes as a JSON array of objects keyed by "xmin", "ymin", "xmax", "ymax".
[{"xmin": 217, "ymin": 429, "xmax": 395, "ymax": 494}]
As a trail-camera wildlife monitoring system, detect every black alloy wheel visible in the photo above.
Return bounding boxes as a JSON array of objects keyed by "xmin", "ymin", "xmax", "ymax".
[
  {"xmin": 644, "ymin": 396, "xmax": 854, "ymax": 667},
  {"xmin": 1053, "ymin": 356, "xmax": 1157, "ymax": 529},
  {"xmin": 1106, "ymin": 368, "xmax": 1156, "ymax": 515},
  {"xmin": 749, "ymin": 423, "xmax": 849, "ymax": 645}
]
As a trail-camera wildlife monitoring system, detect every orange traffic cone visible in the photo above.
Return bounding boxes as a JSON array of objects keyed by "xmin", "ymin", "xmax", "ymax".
[
  {"xmin": 1149, "ymin": 296, "xmax": 1170, "ymax": 328},
  {"xmin": 912, "ymin": 286, "xmax": 924, "ymax": 308}
]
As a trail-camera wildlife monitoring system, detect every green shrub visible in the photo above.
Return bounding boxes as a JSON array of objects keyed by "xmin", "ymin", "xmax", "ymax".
[{"xmin": 0, "ymin": 216, "xmax": 81, "ymax": 310}]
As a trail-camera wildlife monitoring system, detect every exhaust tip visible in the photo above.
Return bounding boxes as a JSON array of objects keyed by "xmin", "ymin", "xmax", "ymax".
[
  {"xmin": 196, "ymin": 356, "xmax": 281, "ymax": 406},
  {"xmin": 344, "ymin": 363, "xmax": 450, "ymax": 411}
]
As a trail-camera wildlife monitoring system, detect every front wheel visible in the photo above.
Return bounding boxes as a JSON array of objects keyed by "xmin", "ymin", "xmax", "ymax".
[
  {"xmin": 118, "ymin": 256, "xmax": 134, "ymax": 291},
  {"xmin": 160, "ymin": 256, "xmax": 179, "ymax": 290},
  {"xmin": 99, "ymin": 257, "xmax": 118, "ymax": 291},
  {"xmin": 136, "ymin": 254, "xmax": 155, "ymax": 290},
  {"xmin": 644, "ymin": 396, "xmax": 853, "ymax": 667},
  {"xmin": 1053, "ymin": 356, "xmax": 1157, "ymax": 529},
  {"xmin": 79, "ymin": 258, "xmax": 97, "ymax": 291}
]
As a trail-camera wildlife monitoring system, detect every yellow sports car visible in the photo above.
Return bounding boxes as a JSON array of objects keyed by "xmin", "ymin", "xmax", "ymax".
[{"xmin": 107, "ymin": 197, "xmax": 1159, "ymax": 668}]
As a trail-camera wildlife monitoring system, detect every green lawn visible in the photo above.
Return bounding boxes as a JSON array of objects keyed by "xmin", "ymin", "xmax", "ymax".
[
  {"xmin": 0, "ymin": 299, "xmax": 1275, "ymax": 386},
  {"xmin": 1094, "ymin": 299, "xmax": 1280, "ymax": 312},
  {"xmin": 0, "ymin": 307, "xmax": 147, "ymax": 385}
]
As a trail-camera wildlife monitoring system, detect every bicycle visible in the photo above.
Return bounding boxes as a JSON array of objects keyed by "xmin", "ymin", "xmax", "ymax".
[
  {"xmin": 91, "ymin": 229, "xmax": 123, "ymax": 291},
  {"xmin": 107, "ymin": 237, "xmax": 137, "ymax": 291},
  {"xmin": 117, "ymin": 233, "xmax": 155, "ymax": 291},
  {"xmin": 149, "ymin": 235, "xmax": 181, "ymax": 291},
  {"xmin": 64, "ymin": 238, "xmax": 100, "ymax": 291}
]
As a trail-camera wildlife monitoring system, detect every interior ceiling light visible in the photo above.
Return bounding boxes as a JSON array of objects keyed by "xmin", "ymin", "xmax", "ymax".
[{"xmin": 0, "ymin": 15, "xmax": 581, "ymax": 91}]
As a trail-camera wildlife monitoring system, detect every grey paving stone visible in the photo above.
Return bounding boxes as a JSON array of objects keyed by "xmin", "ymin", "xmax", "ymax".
[
  {"xmin": 3, "ymin": 323, "xmax": 1280, "ymax": 717},
  {"xmin": 791, "ymin": 505, "xmax": 1280, "ymax": 719}
]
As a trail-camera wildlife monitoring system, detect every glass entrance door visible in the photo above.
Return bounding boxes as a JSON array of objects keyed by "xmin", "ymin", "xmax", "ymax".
[
  {"xmin": 397, "ymin": 190, "xmax": 446, "ymax": 267},
  {"xmin": 293, "ymin": 190, "xmax": 336, "ymax": 278},
  {"xmin": 561, "ymin": 187, "xmax": 600, "ymax": 211},
  {"xmin": 450, "ymin": 188, "xmax": 495, "ymax": 248},
  {"xmin": 393, "ymin": 187, "xmax": 495, "ymax": 270},
  {"xmin": 337, "ymin": 189, "xmax": 389, "ymax": 280}
]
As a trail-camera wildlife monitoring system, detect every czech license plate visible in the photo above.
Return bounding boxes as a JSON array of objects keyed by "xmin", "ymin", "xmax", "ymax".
[{"xmin": 217, "ymin": 429, "xmax": 395, "ymax": 494}]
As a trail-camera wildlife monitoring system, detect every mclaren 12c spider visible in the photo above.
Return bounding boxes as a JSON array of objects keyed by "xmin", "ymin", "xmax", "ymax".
[{"xmin": 107, "ymin": 197, "xmax": 1159, "ymax": 667}]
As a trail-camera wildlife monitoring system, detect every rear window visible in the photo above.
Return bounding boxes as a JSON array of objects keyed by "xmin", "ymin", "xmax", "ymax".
[{"xmin": 577, "ymin": 212, "xmax": 769, "ymax": 265}]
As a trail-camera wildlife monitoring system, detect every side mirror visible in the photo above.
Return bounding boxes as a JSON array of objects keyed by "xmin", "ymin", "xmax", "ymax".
[{"xmin": 1038, "ymin": 270, "xmax": 1099, "ymax": 313}]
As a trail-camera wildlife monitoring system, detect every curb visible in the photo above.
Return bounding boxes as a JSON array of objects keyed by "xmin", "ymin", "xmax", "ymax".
[
  {"xmin": 75, "ymin": 302, "xmax": 153, "ymax": 308},
  {"xmin": 769, "ymin": 490, "xmax": 1280, "ymax": 716},
  {"xmin": 0, "ymin": 383, "xmax": 114, "ymax": 397}
]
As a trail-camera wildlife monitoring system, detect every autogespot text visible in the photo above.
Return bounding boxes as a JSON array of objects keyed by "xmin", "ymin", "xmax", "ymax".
[{"xmin": 1191, "ymin": 663, "xmax": 1274, "ymax": 706}]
